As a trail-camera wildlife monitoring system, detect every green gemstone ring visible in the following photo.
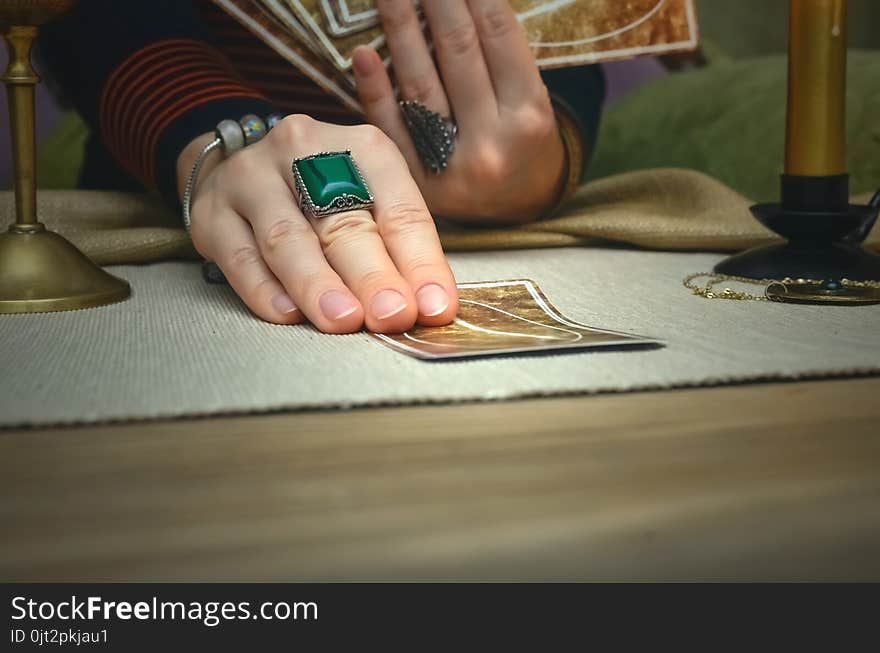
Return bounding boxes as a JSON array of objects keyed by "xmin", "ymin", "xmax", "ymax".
[{"xmin": 292, "ymin": 151, "xmax": 375, "ymax": 219}]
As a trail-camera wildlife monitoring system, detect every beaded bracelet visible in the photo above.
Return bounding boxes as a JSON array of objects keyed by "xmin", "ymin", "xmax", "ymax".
[{"xmin": 182, "ymin": 113, "xmax": 285, "ymax": 233}]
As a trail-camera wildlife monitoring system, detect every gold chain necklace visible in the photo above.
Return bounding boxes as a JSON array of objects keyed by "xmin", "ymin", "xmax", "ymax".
[{"xmin": 683, "ymin": 273, "xmax": 880, "ymax": 305}]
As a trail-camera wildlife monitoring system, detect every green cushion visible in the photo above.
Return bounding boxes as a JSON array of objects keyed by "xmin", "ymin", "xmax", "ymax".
[
  {"xmin": 695, "ymin": 0, "xmax": 880, "ymax": 59},
  {"xmin": 590, "ymin": 50, "xmax": 880, "ymax": 200},
  {"xmin": 36, "ymin": 111, "xmax": 88, "ymax": 190}
]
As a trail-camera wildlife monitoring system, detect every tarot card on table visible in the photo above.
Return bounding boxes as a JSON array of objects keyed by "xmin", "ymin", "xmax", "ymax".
[{"xmin": 373, "ymin": 279, "xmax": 662, "ymax": 360}]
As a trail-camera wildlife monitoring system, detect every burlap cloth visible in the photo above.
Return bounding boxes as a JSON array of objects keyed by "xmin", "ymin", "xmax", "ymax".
[
  {"xmin": 2, "ymin": 168, "xmax": 878, "ymax": 262},
  {"xmin": 2, "ymin": 168, "xmax": 878, "ymax": 427}
]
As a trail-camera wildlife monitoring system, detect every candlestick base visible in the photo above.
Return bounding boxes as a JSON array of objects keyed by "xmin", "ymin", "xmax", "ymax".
[
  {"xmin": 714, "ymin": 175, "xmax": 880, "ymax": 282},
  {"xmin": 714, "ymin": 240, "xmax": 880, "ymax": 281},
  {"xmin": 0, "ymin": 225, "xmax": 130, "ymax": 314}
]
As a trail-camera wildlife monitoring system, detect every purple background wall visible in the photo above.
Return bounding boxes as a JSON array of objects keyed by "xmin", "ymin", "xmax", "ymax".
[
  {"xmin": 602, "ymin": 57, "xmax": 667, "ymax": 106},
  {"xmin": 0, "ymin": 48, "xmax": 665, "ymax": 189}
]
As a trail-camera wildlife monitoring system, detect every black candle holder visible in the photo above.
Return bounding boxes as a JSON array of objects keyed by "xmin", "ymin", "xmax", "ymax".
[{"xmin": 714, "ymin": 174, "xmax": 880, "ymax": 281}]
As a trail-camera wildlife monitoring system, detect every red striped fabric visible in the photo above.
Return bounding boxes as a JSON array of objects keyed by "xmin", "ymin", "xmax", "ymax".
[
  {"xmin": 196, "ymin": 1, "xmax": 358, "ymax": 123},
  {"xmin": 99, "ymin": 2, "xmax": 357, "ymax": 188},
  {"xmin": 100, "ymin": 39, "xmax": 268, "ymax": 187}
]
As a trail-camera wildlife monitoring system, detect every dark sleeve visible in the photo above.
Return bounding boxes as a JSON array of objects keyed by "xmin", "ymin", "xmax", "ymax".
[
  {"xmin": 38, "ymin": 0, "xmax": 277, "ymax": 206},
  {"xmin": 541, "ymin": 64, "xmax": 606, "ymax": 180}
]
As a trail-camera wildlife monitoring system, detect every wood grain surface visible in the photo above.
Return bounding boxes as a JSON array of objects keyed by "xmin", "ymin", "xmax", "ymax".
[{"xmin": 2, "ymin": 377, "xmax": 879, "ymax": 581}]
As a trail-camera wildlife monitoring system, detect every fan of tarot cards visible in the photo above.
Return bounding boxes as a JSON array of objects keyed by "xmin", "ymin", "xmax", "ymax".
[{"xmin": 213, "ymin": 0, "xmax": 699, "ymax": 111}]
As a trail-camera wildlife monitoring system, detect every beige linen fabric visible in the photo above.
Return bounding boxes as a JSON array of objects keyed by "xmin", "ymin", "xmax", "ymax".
[
  {"xmin": 1, "ymin": 169, "xmax": 878, "ymax": 426},
  {"xmin": 2, "ymin": 168, "xmax": 877, "ymax": 262},
  {"xmin": 1, "ymin": 249, "xmax": 878, "ymax": 427}
]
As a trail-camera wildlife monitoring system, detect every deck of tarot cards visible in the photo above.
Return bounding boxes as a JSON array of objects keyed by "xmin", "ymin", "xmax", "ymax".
[{"xmin": 212, "ymin": 0, "xmax": 699, "ymax": 111}]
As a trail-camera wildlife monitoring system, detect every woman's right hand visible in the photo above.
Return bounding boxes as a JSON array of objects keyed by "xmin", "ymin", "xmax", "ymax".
[{"xmin": 177, "ymin": 114, "xmax": 458, "ymax": 334}]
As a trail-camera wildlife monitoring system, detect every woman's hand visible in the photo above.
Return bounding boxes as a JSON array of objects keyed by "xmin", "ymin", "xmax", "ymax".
[
  {"xmin": 353, "ymin": 0, "xmax": 566, "ymax": 224},
  {"xmin": 176, "ymin": 115, "xmax": 458, "ymax": 331}
]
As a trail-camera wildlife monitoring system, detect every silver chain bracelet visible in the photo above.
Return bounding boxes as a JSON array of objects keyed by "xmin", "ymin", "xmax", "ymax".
[{"xmin": 181, "ymin": 113, "xmax": 284, "ymax": 233}]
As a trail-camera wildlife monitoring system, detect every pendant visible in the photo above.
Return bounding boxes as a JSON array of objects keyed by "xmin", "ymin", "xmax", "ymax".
[{"xmin": 765, "ymin": 279, "xmax": 880, "ymax": 305}]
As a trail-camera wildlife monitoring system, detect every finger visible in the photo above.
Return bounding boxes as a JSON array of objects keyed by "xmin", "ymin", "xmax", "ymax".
[
  {"xmin": 307, "ymin": 206, "xmax": 422, "ymax": 334},
  {"xmin": 376, "ymin": 0, "xmax": 450, "ymax": 116},
  {"xmin": 269, "ymin": 116, "xmax": 458, "ymax": 326},
  {"xmin": 422, "ymin": 0, "xmax": 496, "ymax": 128},
  {"xmin": 193, "ymin": 206, "xmax": 304, "ymax": 326},
  {"xmin": 265, "ymin": 128, "xmax": 423, "ymax": 333},
  {"xmin": 279, "ymin": 134, "xmax": 425, "ymax": 333},
  {"xmin": 222, "ymin": 152, "xmax": 366, "ymax": 334},
  {"xmin": 466, "ymin": 0, "xmax": 545, "ymax": 107},
  {"xmin": 352, "ymin": 46, "xmax": 423, "ymax": 178},
  {"xmin": 346, "ymin": 126, "xmax": 459, "ymax": 326}
]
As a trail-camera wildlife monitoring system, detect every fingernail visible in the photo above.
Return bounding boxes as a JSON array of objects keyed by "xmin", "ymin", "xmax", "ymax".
[
  {"xmin": 352, "ymin": 48, "xmax": 375, "ymax": 76},
  {"xmin": 320, "ymin": 290, "xmax": 359, "ymax": 321},
  {"xmin": 416, "ymin": 284, "xmax": 450, "ymax": 317},
  {"xmin": 272, "ymin": 293, "xmax": 298, "ymax": 315},
  {"xmin": 371, "ymin": 289, "xmax": 409, "ymax": 320}
]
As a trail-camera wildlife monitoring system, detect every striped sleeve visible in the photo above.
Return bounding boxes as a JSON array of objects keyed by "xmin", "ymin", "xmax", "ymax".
[
  {"xmin": 99, "ymin": 38, "xmax": 269, "ymax": 190},
  {"xmin": 38, "ymin": 0, "xmax": 277, "ymax": 204}
]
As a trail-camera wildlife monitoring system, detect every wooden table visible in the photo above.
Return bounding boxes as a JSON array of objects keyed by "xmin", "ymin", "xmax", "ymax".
[{"xmin": 3, "ymin": 377, "xmax": 879, "ymax": 581}]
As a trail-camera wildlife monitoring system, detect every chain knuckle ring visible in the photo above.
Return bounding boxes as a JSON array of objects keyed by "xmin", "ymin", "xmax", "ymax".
[{"xmin": 399, "ymin": 100, "xmax": 458, "ymax": 175}]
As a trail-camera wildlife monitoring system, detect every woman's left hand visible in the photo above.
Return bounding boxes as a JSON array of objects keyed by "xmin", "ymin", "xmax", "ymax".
[{"xmin": 353, "ymin": 0, "xmax": 566, "ymax": 224}]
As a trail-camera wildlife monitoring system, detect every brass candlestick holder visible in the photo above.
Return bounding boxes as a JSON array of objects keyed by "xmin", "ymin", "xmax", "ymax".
[{"xmin": 0, "ymin": 0, "xmax": 129, "ymax": 313}]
